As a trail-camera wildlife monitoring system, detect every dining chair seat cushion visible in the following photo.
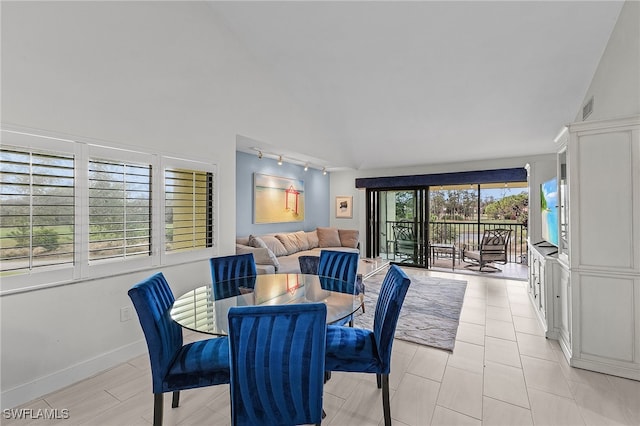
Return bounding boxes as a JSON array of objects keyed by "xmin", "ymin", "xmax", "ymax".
[
  {"xmin": 324, "ymin": 325, "xmax": 380, "ymax": 373},
  {"xmin": 165, "ymin": 337, "xmax": 230, "ymax": 390}
]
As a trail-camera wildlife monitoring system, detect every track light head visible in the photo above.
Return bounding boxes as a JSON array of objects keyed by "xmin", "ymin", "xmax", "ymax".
[{"xmin": 278, "ymin": 155, "xmax": 283, "ymax": 165}]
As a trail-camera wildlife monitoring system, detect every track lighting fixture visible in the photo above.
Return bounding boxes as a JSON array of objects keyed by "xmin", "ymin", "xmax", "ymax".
[{"xmin": 249, "ymin": 147, "xmax": 329, "ymax": 172}]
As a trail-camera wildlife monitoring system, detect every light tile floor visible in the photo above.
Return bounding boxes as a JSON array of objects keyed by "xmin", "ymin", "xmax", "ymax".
[{"xmin": 5, "ymin": 269, "xmax": 639, "ymax": 425}]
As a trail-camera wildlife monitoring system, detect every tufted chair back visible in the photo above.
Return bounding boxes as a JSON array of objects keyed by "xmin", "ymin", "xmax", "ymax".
[
  {"xmin": 318, "ymin": 250, "xmax": 358, "ymax": 294},
  {"xmin": 128, "ymin": 272, "xmax": 182, "ymax": 393},
  {"xmin": 227, "ymin": 303, "xmax": 327, "ymax": 426},
  {"xmin": 210, "ymin": 253, "xmax": 257, "ymax": 300},
  {"xmin": 373, "ymin": 264, "xmax": 411, "ymax": 373}
]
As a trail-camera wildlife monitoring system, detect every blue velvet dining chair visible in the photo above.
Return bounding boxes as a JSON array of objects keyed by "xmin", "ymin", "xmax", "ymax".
[
  {"xmin": 298, "ymin": 254, "xmax": 320, "ymax": 275},
  {"xmin": 324, "ymin": 264, "xmax": 411, "ymax": 426},
  {"xmin": 227, "ymin": 303, "xmax": 327, "ymax": 426},
  {"xmin": 128, "ymin": 272, "xmax": 230, "ymax": 426},
  {"xmin": 318, "ymin": 250, "xmax": 361, "ymax": 325},
  {"xmin": 210, "ymin": 253, "xmax": 257, "ymax": 300}
]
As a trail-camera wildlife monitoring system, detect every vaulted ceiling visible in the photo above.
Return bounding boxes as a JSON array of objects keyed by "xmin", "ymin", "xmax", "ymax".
[{"xmin": 216, "ymin": 1, "xmax": 624, "ymax": 170}]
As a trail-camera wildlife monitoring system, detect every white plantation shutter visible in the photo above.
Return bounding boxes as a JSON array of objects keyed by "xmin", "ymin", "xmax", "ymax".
[
  {"xmin": 164, "ymin": 167, "xmax": 214, "ymax": 254},
  {"xmin": 88, "ymin": 158, "xmax": 152, "ymax": 262},
  {"xmin": 0, "ymin": 147, "xmax": 75, "ymax": 274}
]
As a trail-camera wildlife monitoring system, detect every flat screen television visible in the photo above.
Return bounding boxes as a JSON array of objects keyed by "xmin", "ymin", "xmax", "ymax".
[{"xmin": 540, "ymin": 177, "xmax": 559, "ymax": 247}]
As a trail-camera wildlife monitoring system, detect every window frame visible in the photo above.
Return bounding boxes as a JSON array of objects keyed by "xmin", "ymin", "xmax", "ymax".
[
  {"xmin": 83, "ymin": 144, "xmax": 157, "ymax": 278},
  {"xmin": 0, "ymin": 129, "xmax": 218, "ymax": 294},
  {"xmin": 1, "ymin": 131, "xmax": 79, "ymax": 291},
  {"xmin": 160, "ymin": 156, "xmax": 218, "ymax": 266}
]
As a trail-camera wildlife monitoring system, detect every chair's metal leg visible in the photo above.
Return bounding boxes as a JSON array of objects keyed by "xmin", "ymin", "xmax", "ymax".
[
  {"xmin": 381, "ymin": 374, "xmax": 391, "ymax": 426},
  {"xmin": 376, "ymin": 373, "xmax": 382, "ymax": 389},
  {"xmin": 153, "ymin": 393, "xmax": 163, "ymax": 426},
  {"xmin": 171, "ymin": 391, "xmax": 180, "ymax": 408}
]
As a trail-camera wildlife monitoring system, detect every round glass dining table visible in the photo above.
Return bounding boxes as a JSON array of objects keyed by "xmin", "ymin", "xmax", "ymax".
[{"xmin": 170, "ymin": 273, "xmax": 360, "ymax": 336}]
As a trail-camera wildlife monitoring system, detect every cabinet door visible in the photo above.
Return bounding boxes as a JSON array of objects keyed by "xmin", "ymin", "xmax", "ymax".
[
  {"xmin": 538, "ymin": 261, "xmax": 545, "ymax": 314},
  {"xmin": 557, "ymin": 265, "xmax": 571, "ymax": 348},
  {"xmin": 528, "ymin": 249, "xmax": 537, "ymax": 294}
]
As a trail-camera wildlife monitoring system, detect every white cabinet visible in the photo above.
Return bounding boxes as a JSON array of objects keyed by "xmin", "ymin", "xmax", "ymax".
[
  {"xmin": 553, "ymin": 262, "xmax": 572, "ymax": 357},
  {"xmin": 560, "ymin": 115, "xmax": 640, "ymax": 380},
  {"xmin": 528, "ymin": 242, "xmax": 558, "ymax": 337}
]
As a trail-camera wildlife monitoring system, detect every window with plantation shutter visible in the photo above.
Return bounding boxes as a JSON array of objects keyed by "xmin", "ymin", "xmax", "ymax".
[
  {"xmin": 165, "ymin": 167, "xmax": 214, "ymax": 254},
  {"xmin": 1, "ymin": 129, "xmax": 218, "ymax": 293},
  {"xmin": 0, "ymin": 147, "xmax": 75, "ymax": 274},
  {"xmin": 88, "ymin": 158, "xmax": 152, "ymax": 262}
]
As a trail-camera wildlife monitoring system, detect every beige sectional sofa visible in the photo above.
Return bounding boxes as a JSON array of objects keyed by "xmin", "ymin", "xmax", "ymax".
[{"xmin": 236, "ymin": 227, "xmax": 360, "ymax": 274}]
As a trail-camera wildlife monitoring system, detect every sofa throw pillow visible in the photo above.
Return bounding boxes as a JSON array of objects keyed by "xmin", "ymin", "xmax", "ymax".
[
  {"xmin": 257, "ymin": 235, "xmax": 289, "ymax": 257},
  {"xmin": 248, "ymin": 235, "xmax": 268, "ymax": 249},
  {"xmin": 235, "ymin": 244, "xmax": 280, "ymax": 269},
  {"xmin": 338, "ymin": 229, "xmax": 359, "ymax": 248},
  {"xmin": 306, "ymin": 230, "xmax": 319, "ymax": 249},
  {"xmin": 275, "ymin": 233, "xmax": 300, "ymax": 256},
  {"xmin": 317, "ymin": 227, "xmax": 341, "ymax": 248},
  {"xmin": 292, "ymin": 230, "xmax": 310, "ymax": 251}
]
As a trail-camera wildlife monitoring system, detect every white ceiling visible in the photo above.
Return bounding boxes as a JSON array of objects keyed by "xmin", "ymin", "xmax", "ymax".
[{"xmin": 214, "ymin": 1, "xmax": 624, "ymax": 171}]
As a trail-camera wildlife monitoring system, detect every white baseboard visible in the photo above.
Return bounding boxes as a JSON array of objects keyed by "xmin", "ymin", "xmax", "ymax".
[
  {"xmin": 571, "ymin": 357, "xmax": 640, "ymax": 381},
  {"xmin": 1, "ymin": 340, "xmax": 146, "ymax": 410}
]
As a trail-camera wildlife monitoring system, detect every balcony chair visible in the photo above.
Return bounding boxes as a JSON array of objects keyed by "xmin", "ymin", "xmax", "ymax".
[
  {"xmin": 324, "ymin": 264, "xmax": 411, "ymax": 426},
  {"xmin": 463, "ymin": 228, "xmax": 512, "ymax": 272},
  {"xmin": 128, "ymin": 272, "xmax": 230, "ymax": 426},
  {"xmin": 210, "ymin": 253, "xmax": 257, "ymax": 300},
  {"xmin": 392, "ymin": 221, "xmax": 418, "ymax": 263},
  {"xmin": 227, "ymin": 303, "xmax": 327, "ymax": 426}
]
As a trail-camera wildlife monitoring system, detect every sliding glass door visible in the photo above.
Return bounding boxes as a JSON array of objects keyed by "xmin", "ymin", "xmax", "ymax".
[
  {"xmin": 365, "ymin": 180, "xmax": 528, "ymax": 269},
  {"xmin": 366, "ymin": 188, "xmax": 429, "ymax": 267}
]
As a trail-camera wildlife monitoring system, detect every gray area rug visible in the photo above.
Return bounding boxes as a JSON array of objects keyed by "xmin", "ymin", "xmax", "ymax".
[{"xmin": 354, "ymin": 267, "xmax": 467, "ymax": 352}]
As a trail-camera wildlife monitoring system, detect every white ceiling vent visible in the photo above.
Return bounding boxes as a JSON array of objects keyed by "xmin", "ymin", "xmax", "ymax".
[{"xmin": 583, "ymin": 96, "xmax": 594, "ymax": 120}]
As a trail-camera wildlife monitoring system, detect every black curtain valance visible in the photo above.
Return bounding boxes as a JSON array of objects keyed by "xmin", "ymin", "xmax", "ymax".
[{"xmin": 355, "ymin": 167, "xmax": 527, "ymax": 189}]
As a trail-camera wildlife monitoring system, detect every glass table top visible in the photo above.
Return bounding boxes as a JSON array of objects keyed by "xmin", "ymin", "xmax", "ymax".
[{"xmin": 170, "ymin": 273, "xmax": 360, "ymax": 336}]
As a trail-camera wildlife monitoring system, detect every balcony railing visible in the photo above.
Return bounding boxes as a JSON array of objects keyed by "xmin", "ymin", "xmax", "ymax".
[{"xmin": 384, "ymin": 220, "xmax": 528, "ymax": 265}]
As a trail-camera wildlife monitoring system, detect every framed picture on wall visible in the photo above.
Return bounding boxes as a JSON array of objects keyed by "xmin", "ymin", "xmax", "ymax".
[
  {"xmin": 254, "ymin": 173, "xmax": 305, "ymax": 223},
  {"xmin": 335, "ymin": 196, "xmax": 352, "ymax": 219}
]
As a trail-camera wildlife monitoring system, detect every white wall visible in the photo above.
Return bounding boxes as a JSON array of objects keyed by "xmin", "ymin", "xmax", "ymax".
[
  {"xmin": 0, "ymin": 1, "xmax": 337, "ymax": 408},
  {"xmin": 575, "ymin": 0, "xmax": 639, "ymax": 122}
]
